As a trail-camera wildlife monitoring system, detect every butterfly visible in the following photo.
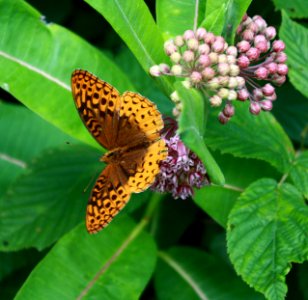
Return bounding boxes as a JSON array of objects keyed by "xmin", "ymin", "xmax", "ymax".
[{"xmin": 71, "ymin": 70, "xmax": 167, "ymax": 234}]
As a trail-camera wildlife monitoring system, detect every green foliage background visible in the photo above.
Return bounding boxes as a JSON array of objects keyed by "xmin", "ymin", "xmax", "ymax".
[{"xmin": 0, "ymin": 0, "xmax": 307, "ymax": 299}]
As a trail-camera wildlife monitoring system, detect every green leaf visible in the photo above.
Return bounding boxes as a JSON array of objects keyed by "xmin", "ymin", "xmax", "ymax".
[
  {"xmin": 194, "ymin": 153, "xmax": 280, "ymax": 227},
  {"xmin": 205, "ymin": 102, "xmax": 295, "ymax": 173},
  {"xmin": 273, "ymin": 0, "xmax": 308, "ymax": 19},
  {"xmin": 227, "ymin": 179, "xmax": 308, "ymax": 300},
  {"xmin": 156, "ymin": 0, "xmax": 206, "ymax": 39},
  {"xmin": 273, "ymin": 82, "xmax": 308, "ymax": 146},
  {"xmin": 289, "ymin": 151, "xmax": 308, "ymax": 198},
  {"xmin": 0, "ymin": 0, "xmax": 134, "ymax": 148},
  {"xmin": 15, "ymin": 218, "xmax": 156, "ymax": 300},
  {"xmin": 280, "ymin": 11, "xmax": 308, "ymax": 98},
  {"xmin": 176, "ymin": 82, "xmax": 225, "ymax": 185},
  {"xmin": 0, "ymin": 145, "xmax": 102, "ymax": 251},
  {"xmin": 84, "ymin": 0, "xmax": 174, "ymax": 95},
  {"xmin": 155, "ymin": 247, "xmax": 264, "ymax": 300},
  {"xmin": 203, "ymin": 0, "xmax": 251, "ymax": 42}
]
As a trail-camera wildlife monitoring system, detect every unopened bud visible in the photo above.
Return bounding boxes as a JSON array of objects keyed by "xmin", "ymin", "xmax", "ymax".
[
  {"xmin": 171, "ymin": 65, "xmax": 183, "ymax": 76},
  {"xmin": 210, "ymin": 95, "xmax": 222, "ymax": 107},
  {"xmin": 149, "ymin": 65, "xmax": 161, "ymax": 77},
  {"xmin": 249, "ymin": 102, "xmax": 261, "ymax": 115}
]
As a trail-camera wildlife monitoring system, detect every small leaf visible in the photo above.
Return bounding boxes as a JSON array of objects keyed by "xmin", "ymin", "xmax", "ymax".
[
  {"xmin": 176, "ymin": 82, "xmax": 225, "ymax": 185},
  {"xmin": 155, "ymin": 247, "xmax": 264, "ymax": 300},
  {"xmin": 205, "ymin": 102, "xmax": 295, "ymax": 173},
  {"xmin": 227, "ymin": 179, "xmax": 308, "ymax": 300},
  {"xmin": 280, "ymin": 11, "xmax": 308, "ymax": 98},
  {"xmin": 15, "ymin": 217, "xmax": 156, "ymax": 300},
  {"xmin": 289, "ymin": 151, "xmax": 308, "ymax": 198},
  {"xmin": 0, "ymin": 145, "xmax": 102, "ymax": 251}
]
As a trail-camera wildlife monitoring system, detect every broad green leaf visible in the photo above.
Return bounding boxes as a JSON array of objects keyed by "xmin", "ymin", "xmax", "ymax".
[
  {"xmin": 156, "ymin": 0, "xmax": 206, "ymax": 39},
  {"xmin": 155, "ymin": 247, "xmax": 264, "ymax": 300},
  {"xmin": 194, "ymin": 153, "xmax": 280, "ymax": 227},
  {"xmin": 176, "ymin": 82, "xmax": 225, "ymax": 185},
  {"xmin": 203, "ymin": 0, "xmax": 251, "ymax": 42},
  {"xmin": 0, "ymin": 102, "xmax": 75, "ymax": 197},
  {"xmin": 280, "ymin": 11, "xmax": 308, "ymax": 99},
  {"xmin": 273, "ymin": 0, "xmax": 308, "ymax": 19},
  {"xmin": 0, "ymin": 145, "xmax": 102, "ymax": 251},
  {"xmin": 84, "ymin": 0, "xmax": 174, "ymax": 95},
  {"xmin": 0, "ymin": 0, "xmax": 134, "ymax": 148},
  {"xmin": 289, "ymin": 151, "xmax": 308, "ymax": 198},
  {"xmin": 227, "ymin": 179, "xmax": 308, "ymax": 300},
  {"xmin": 15, "ymin": 218, "xmax": 156, "ymax": 300},
  {"xmin": 205, "ymin": 102, "xmax": 295, "ymax": 173},
  {"xmin": 273, "ymin": 83, "xmax": 308, "ymax": 146}
]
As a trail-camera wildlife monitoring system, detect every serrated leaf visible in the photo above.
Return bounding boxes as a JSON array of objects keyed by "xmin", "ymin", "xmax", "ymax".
[
  {"xmin": 0, "ymin": 102, "xmax": 75, "ymax": 197},
  {"xmin": 0, "ymin": 0, "xmax": 134, "ymax": 148},
  {"xmin": 84, "ymin": 0, "xmax": 174, "ymax": 95},
  {"xmin": 0, "ymin": 145, "xmax": 102, "ymax": 251},
  {"xmin": 273, "ymin": 0, "xmax": 308, "ymax": 19},
  {"xmin": 280, "ymin": 11, "xmax": 308, "ymax": 99},
  {"xmin": 15, "ymin": 218, "xmax": 156, "ymax": 300},
  {"xmin": 156, "ymin": 0, "xmax": 206, "ymax": 39},
  {"xmin": 203, "ymin": 0, "xmax": 251, "ymax": 42},
  {"xmin": 227, "ymin": 179, "xmax": 308, "ymax": 300},
  {"xmin": 205, "ymin": 102, "xmax": 295, "ymax": 173},
  {"xmin": 194, "ymin": 153, "xmax": 280, "ymax": 227},
  {"xmin": 155, "ymin": 247, "xmax": 264, "ymax": 300},
  {"xmin": 176, "ymin": 82, "xmax": 225, "ymax": 185},
  {"xmin": 289, "ymin": 151, "xmax": 308, "ymax": 198}
]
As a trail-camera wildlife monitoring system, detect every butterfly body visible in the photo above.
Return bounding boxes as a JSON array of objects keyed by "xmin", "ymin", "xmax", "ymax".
[{"xmin": 71, "ymin": 70, "xmax": 167, "ymax": 234}]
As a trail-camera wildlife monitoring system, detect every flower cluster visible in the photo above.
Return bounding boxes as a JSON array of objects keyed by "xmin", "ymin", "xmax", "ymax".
[
  {"xmin": 152, "ymin": 120, "xmax": 209, "ymax": 199},
  {"xmin": 150, "ymin": 14, "xmax": 288, "ymax": 124}
]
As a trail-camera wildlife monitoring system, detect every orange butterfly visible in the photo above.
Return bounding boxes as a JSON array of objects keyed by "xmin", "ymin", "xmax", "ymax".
[{"xmin": 71, "ymin": 70, "xmax": 167, "ymax": 233}]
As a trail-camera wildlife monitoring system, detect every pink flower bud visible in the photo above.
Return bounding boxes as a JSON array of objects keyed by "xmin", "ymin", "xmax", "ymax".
[
  {"xmin": 229, "ymin": 65, "xmax": 240, "ymax": 76},
  {"xmin": 246, "ymin": 47, "xmax": 260, "ymax": 61},
  {"xmin": 204, "ymin": 32, "xmax": 215, "ymax": 44},
  {"xmin": 228, "ymin": 77, "xmax": 238, "ymax": 88},
  {"xmin": 252, "ymin": 88, "xmax": 264, "ymax": 101},
  {"xmin": 272, "ymin": 75, "xmax": 286, "ymax": 86},
  {"xmin": 254, "ymin": 34, "xmax": 267, "ymax": 44},
  {"xmin": 262, "ymin": 83, "xmax": 275, "ymax": 96},
  {"xmin": 266, "ymin": 92, "xmax": 277, "ymax": 101},
  {"xmin": 198, "ymin": 43, "xmax": 210, "ymax": 54},
  {"xmin": 212, "ymin": 39, "xmax": 225, "ymax": 53},
  {"xmin": 249, "ymin": 102, "xmax": 261, "ymax": 115},
  {"xmin": 201, "ymin": 67, "xmax": 215, "ymax": 80},
  {"xmin": 198, "ymin": 54, "xmax": 211, "ymax": 67},
  {"xmin": 237, "ymin": 89, "xmax": 249, "ymax": 101},
  {"xmin": 183, "ymin": 50, "xmax": 195, "ymax": 62},
  {"xmin": 264, "ymin": 26, "xmax": 276, "ymax": 40},
  {"xmin": 255, "ymin": 41, "xmax": 269, "ymax": 53},
  {"xmin": 218, "ymin": 112, "xmax": 230, "ymax": 124},
  {"xmin": 237, "ymin": 55, "xmax": 250, "ymax": 68},
  {"xmin": 170, "ymin": 52, "xmax": 181, "ymax": 63},
  {"xmin": 272, "ymin": 40, "xmax": 285, "ymax": 52},
  {"xmin": 164, "ymin": 41, "xmax": 177, "ymax": 55},
  {"xmin": 210, "ymin": 95, "xmax": 222, "ymax": 107},
  {"xmin": 223, "ymin": 104, "xmax": 235, "ymax": 117},
  {"xmin": 237, "ymin": 40, "xmax": 251, "ymax": 53},
  {"xmin": 159, "ymin": 63, "xmax": 171, "ymax": 74},
  {"xmin": 209, "ymin": 52, "xmax": 218, "ymax": 64},
  {"xmin": 218, "ymin": 54, "xmax": 227, "ymax": 63},
  {"xmin": 207, "ymin": 78, "xmax": 219, "ymax": 89},
  {"xmin": 149, "ymin": 65, "xmax": 161, "ymax": 77},
  {"xmin": 190, "ymin": 71, "xmax": 202, "ymax": 84},
  {"xmin": 218, "ymin": 88, "xmax": 229, "ymax": 99},
  {"xmin": 227, "ymin": 55, "xmax": 236, "ymax": 64},
  {"xmin": 174, "ymin": 35, "xmax": 184, "ymax": 47},
  {"xmin": 242, "ymin": 29, "xmax": 254, "ymax": 41},
  {"xmin": 217, "ymin": 63, "xmax": 230, "ymax": 75},
  {"xmin": 171, "ymin": 65, "xmax": 183, "ymax": 76},
  {"xmin": 226, "ymin": 46, "xmax": 238, "ymax": 57},
  {"xmin": 228, "ymin": 90, "xmax": 238, "ymax": 100},
  {"xmin": 187, "ymin": 38, "xmax": 199, "ymax": 50},
  {"xmin": 277, "ymin": 64, "xmax": 288, "ymax": 75},
  {"xmin": 260, "ymin": 100, "xmax": 273, "ymax": 111},
  {"xmin": 266, "ymin": 62, "xmax": 278, "ymax": 74},
  {"xmin": 196, "ymin": 28, "xmax": 207, "ymax": 39},
  {"xmin": 275, "ymin": 52, "xmax": 287, "ymax": 63},
  {"xmin": 236, "ymin": 76, "xmax": 245, "ymax": 88},
  {"xmin": 255, "ymin": 66, "xmax": 269, "ymax": 79},
  {"xmin": 247, "ymin": 22, "xmax": 258, "ymax": 33},
  {"xmin": 183, "ymin": 30, "xmax": 195, "ymax": 40},
  {"xmin": 252, "ymin": 15, "xmax": 267, "ymax": 31}
]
